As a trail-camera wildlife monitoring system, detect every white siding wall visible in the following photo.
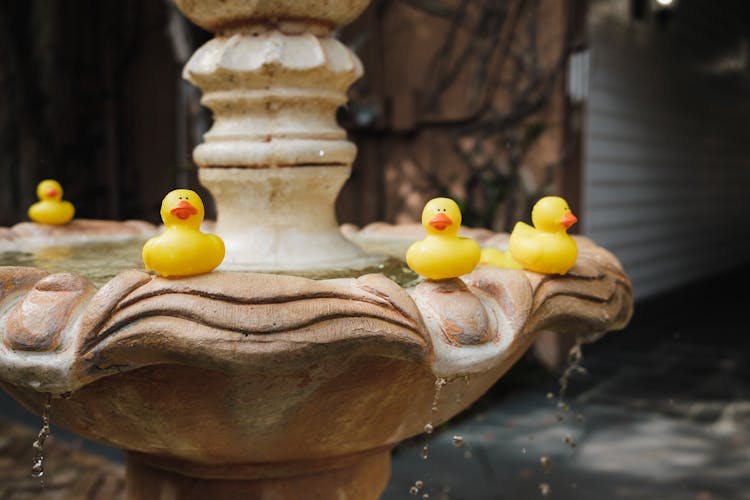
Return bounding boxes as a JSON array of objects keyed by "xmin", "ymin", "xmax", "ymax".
[{"xmin": 583, "ymin": 6, "xmax": 750, "ymax": 300}]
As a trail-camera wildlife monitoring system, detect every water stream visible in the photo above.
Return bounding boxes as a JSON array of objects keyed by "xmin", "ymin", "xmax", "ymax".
[
  {"xmin": 30, "ymin": 393, "xmax": 52, "ymax": 484},
  {"xmin": 534, "ymin": 336, "xmax": 588, "ymax": 495}
]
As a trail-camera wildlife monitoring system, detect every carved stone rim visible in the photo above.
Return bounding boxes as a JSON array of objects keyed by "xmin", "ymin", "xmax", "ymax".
[
  {"xmin": 0, "ymin": 219, "xmax": 157, "ymax": 250},
  {"xmin": 0, "ymin": 223, "xmax": 633, "ymax": 394}
]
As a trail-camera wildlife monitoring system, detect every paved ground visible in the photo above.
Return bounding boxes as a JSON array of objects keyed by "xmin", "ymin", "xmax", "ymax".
[
  {"xmin": 0, "ymin": 418, "xmax": 124, "ymax": 499},
  {"xmin": 1, "ymin": 264, "xmax": 748, "ymax": 499},
  {"xmin": 385, "ymin": 264, "xmax": 750, "ymax": 499}
]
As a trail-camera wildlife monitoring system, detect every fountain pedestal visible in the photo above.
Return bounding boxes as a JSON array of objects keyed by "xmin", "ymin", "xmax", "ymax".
[
  {"xmin": 176, "ymin": 0, "xmax": 374, "ymax": 271},
  {"xmin": 125, "ymin": 450, "xmax": 391, "ymax": 500}
]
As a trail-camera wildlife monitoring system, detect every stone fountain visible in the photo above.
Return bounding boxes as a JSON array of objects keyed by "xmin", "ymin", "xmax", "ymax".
[{"xmin": 0, "ymin": 1, "xmax": 633, "ymax": 499}]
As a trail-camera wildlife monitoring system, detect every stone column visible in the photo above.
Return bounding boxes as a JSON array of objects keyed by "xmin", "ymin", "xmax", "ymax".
[{"xmin": 173, "ymin": 0, "xmax": 375, "ymax": 271}]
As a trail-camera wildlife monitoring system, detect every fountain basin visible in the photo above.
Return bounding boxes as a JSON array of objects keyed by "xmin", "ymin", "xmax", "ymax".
[{"xmin": 0, "ymin": 225, "xmax": 631, "ymax": 498}]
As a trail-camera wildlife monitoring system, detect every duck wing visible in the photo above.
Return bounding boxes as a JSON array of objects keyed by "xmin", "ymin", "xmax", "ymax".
[{"xmin": 509, "ymin": 222, "xmax": 544, "ymax": 267}]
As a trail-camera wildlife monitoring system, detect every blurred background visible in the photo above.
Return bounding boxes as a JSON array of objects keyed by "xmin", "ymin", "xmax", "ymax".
[{"xmin": 1, "ymin": 0, "xmax": 750, "ymax": 498}]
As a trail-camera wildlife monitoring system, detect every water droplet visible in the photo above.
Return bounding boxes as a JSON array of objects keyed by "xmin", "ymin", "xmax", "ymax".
[
  {"xmin": 452, "ymin": 435, "xmax": 464, "ymax": 448},
  {"xmin": 318, "ymin": 150, "xmax": 325, "ymax": 157},
  {"xmin": 538, "ymin": 482, "xmax": 551, "ymax": 496},
  {"xmin": 563, "ymin": 434, "xmax": 577, "ymax": 448},
  {"xmin": 422, "ymin": 494, "xmax": 430, "ymax": 499},
  {"xmin": 424, "ymin": 423, "xmax": 434, "ymax": 434},
  {"xmin": 557, "ymin": 401, "xmax": 569, "ymax": 412},
  {"xmin": 31, "ymin": 458, "xmax": 44, "ymax": 478},
  {"xmin": 410, "ymin": 486, "xmax": 419, "ymax": 495},
  {"xmin": 521, "ymin": 447, "xmax": 527, "ymax": 454},
  {"xmin": 421, "ymin": 444, "xmax": 430, "ymax": 460},
  {"xmin": 540, "ymin": 455, "xmax": 552, "ymax": 471},
  {"xmin": 415, "ymin": 480, "xmax": 424, "ymax": 489},
  {"xmin": 546, "ymin": 392, "xmax": 554, "ymax": 400}
]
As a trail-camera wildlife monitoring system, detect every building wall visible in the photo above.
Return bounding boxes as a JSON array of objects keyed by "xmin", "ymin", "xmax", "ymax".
[
  {"xmin": 583, "ymin": 0, "xmax": 750, "ymax": 300},
  {"xmin": 339, "ymin": 0, "xmax": 574, "ymax": 231},
  {"xmin": 0, "ymin": 0, "xmax": 186, "ymax": 227}
]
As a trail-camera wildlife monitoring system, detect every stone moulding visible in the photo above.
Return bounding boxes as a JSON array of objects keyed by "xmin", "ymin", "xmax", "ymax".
[
  {"xmin": 0, "ymin": 229, "xmax": 632, "ymax": 469},
  {"xmin": 0, "ymin": 219, "xmax": 157, "ymax": 251},
  {"xmin": 171, "ymin": 0, "xmax": 372, "ymax": 32},
  {"xmin": 184, "ymin": 31, "xmax": 363, "ymax": 169}
]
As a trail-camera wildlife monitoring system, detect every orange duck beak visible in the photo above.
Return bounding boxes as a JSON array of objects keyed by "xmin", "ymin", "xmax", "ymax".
[
  {"xmin": 429, "ymin": 212, "xmax": 452, "ymax": 231},
  {"xmin": 561, "ymin": 211, "xmax": 578, "ymax": 229},
  {"xmin": 170, "ymin": 200, "xmax": 198, "ymax": 220},
  {"xmin": 46, "ymin": 189, "xmax": 59, "ymax": 198}
]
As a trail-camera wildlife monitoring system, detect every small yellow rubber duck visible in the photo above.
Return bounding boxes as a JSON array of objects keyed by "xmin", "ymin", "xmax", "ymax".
[
  {"xmin": 508, "ymin": 196, "xmax": 578, "ymax": 275},
  {"xmin": 142, "ymin": 189, "xmax": 225, "ymax": 278},
  {"xmin": 28, "ymin": 179, "xmax": 75, "ymax": 225},
  {"xmin": 479, "ymin": 247, "xmax": 524, "ymax": 270},
  {"xmin": 406, "ymin": 197, "xmax": 481, "ymax": 280}
]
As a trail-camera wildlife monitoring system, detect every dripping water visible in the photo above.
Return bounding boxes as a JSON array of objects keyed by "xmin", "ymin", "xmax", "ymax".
[
  {"xmin": 538, "ymin": 482, "xmax": 551, "ymax": 496},
  {"xmin": 555, "ymin": 336, "xmax": 586, "ymax": 422},
  {"xmin": 452, "ymin": 435, "xmax": 464, "ymax": 448},
  {"xmin": 531, "ymin": 338, "xmax": 586, "ymax": 493},
  {"xmin": 31, "ymin": 393, "xmax": 52, "ymax": 485},
  {"xmin": 409, "ymin": 480, "xmax": 425, "ymax": 496},
  {"xmin": 409, "ymin": 377, "xmax": 448, "ymax": 495},
  {"xmin": 420, "ymin": 377, "xmax": 447, "ymax": 461}
]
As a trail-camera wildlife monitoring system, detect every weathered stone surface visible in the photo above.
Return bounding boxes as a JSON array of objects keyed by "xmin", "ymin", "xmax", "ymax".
[
  {"xmin": 8, "ymin": 219, "xmax": 157, "ymax": 241},
  {"xmin": 0, "ymin": 266, "xmax": 49, "ymax": 304},
  {"xmin": 5, "ymin": 273, "xmax": 94, "ymax": 352},
  {"xmin": 413, "ymin": 278, "xmax": 492, "ymax": 346},
  {"xmin": 127, "ymin": 449, "xmax": 389, "ymax": 500},
  {"xmin": 171, "ymin": 0, "xmax": 372, "ymax": 31}
]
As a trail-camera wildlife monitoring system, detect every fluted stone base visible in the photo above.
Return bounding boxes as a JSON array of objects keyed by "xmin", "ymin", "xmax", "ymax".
[
  {"xmin": 126, "ymin": 451, "xmax": 391, "ymax": 500},
  {"xmin": 200, "ymin": 167, "xmax": 380, "ymax": 271}
]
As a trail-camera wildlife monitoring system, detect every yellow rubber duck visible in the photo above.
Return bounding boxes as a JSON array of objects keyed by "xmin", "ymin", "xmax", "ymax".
[
  {"xmin": 142, "ymin": 189, "xmax": 225, "ymax": 278},
  {"xmin": 28, "ymin": 179, "xmax": 75, "ymax": 225},
  {"xmin": 406, "ymin": 197, "xmax": 481, "ymax": 280},
  {"xmin": 479, "ymin": 247, "xmax": 524, "ymax": 270},
  {"xmin": 508, "ymin": 196, "xmax": 578, "ymax": 275}
]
